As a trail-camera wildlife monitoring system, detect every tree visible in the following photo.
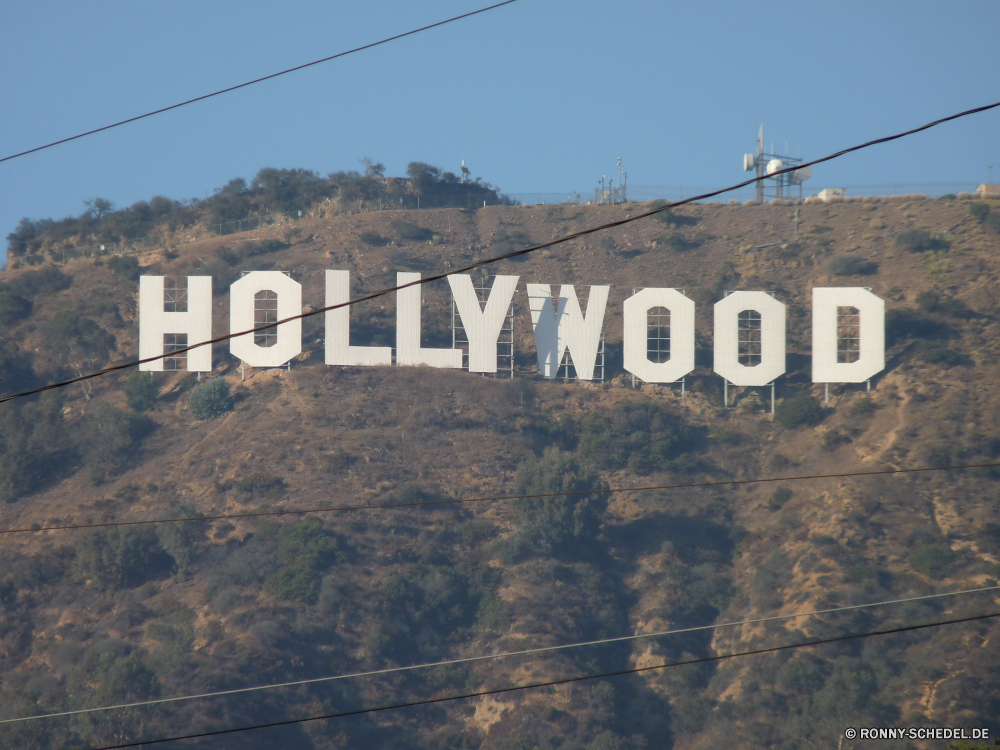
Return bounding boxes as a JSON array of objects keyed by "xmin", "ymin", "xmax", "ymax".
[
  {"xmin": 361, "ymin": 157, "xmax": 385, "ymax": 178},
  {"xmin": 84, "ymin": 197, "xmax": 115, "ymax": 220},
  {"xmin": 510, "ymin": 447, "xmax": 609, "ymax": 558}
]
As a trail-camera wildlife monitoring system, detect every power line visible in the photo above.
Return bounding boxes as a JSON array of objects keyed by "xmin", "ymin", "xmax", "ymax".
[
  {"xmin": 1, "ymin": 99, "xmax": 998, "ymax": 407},
  {"xmin": 8, "ymin": 584, "xmax": 995, "ymax": 725},
  {"xmin": 5, "ymin": 459, "xmax": 1000, "ymax": 536},
  {"xmin": 83, "ymin": 611, "xmax": 1000, "ymax": 750},
  {"xmin": 0, "ymin": 1, "xmax": 520, "ymax": 164}
]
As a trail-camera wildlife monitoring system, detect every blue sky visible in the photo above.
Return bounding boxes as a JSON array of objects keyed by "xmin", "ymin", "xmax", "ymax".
[{"xmin": 2, "ymin": 0, "xmax": 998, "ymax": 249}]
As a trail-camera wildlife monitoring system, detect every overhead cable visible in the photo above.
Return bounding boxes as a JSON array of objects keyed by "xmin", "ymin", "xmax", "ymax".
[
  {"xmin": 7, "ymin": 584, "xmax": 996, "ymax": 725},
  {"xmin": 1, "ymin": 101, "xmax": 998, "ymax": 406},
  {"xmin": 83, "ymin": 611, "xmax": 1000, "ymax": 750},
  {"xmin": 4, "ymin": 459, "xmax": 999, "ymax": 535},
  {"xmin": 0, "ymin": 1, "xmax": 520, "ymax": 164}
]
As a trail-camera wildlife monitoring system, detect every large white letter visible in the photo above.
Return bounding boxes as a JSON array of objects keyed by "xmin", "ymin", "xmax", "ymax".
[
  {"xmin": 714, "ymin": 291, "xmax": 785, "ymax": 386},
  {"xmin": 527, "ymin": 284, "xmax": 610, "ymax": 380},
  {"xmin": 812, "ymin": 287, "xmax": 885, "ymax": 383},
  {"xmin": 230, "ymin": 271, "xmax": 302, "ymax": 367},
  {"xmin": 325, "ymin": 270, "xmax": 391, "ymax": 366},
  {"xmin": 623, "ymin": 288, "xmax": 695, "ymax": 383},
  {"xmin": 139, "ymin": 276, "xmax": 212, "ymax": 372},
  {"xmin": 447, "ymin": 274, "xmax": 518, "ymax": 373},
  {"xmin": 396, "ymin": 272, "xmax": 462, "ymax": 368}
]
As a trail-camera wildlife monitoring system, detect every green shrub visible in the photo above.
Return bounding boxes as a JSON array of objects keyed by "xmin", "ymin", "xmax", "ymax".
[
  {"xmin": 15, "ymin": 267, "xmax": 71, "ymax": 296},
  {"xmin": 915, "ymin": 292, "xmax": 973, "ymax": 318},
  {"xmin": 265, "ymin": 561, "xmax": 322, "ymax": 603},
  {"xmin": 78, "ymin": 401, "xmax": 155, "ymax": 483},
  {"xmin": 123, "ymin": 370, "xmax": 159, "ymax": 411},
  {"xmin": 359, "ymin": 231, "xmax": 389, "ymax": 246},
  {"xmin": 0, "ymin": 292, "xmax": 32, "ymax": 325},
  {"xmin": 894, "ymin": 228, "xmax": 948, "ymax": 253},
  {"xmin": 909, "ymin": 544, "xmax": 958, "ymax": 580},
  {"xmin": 189, "ymin": 378, "xmax": 233, "ymax": 420},
  {"xmin": 42, "ymin": 311, "xmax": 116, "ymax": 364},
  {"xmin": 108, "ymin": 255, "xmax": 141, "ymax": 280},
  {"xmin": 850, "ymin": 397, "xmax": 877, "ymax": 416},
  {"xmin": 74, "ymin": 527, "xmax": 172, "ymax": 589},
  {"xmin": 392, "ymin": 220, "xmax": 432, "ymax": 242},
  {"xmin": 506, "ymin": 447, "xmax": 609, "ymax": 559},
  {"xmin": 884, "ymin": 308, "xmax": 951, "ymax": 346},
  {"xmin": 235, "ymin": 471, "xmax": 285, "ymax": 496},
  {"xmin": 769, "ymin": 486, "xmax": 793, "ymax": 510},
  {"xmin": 574, "ymin": 401, "xmax": 707, "ymax": 474},
  {"xmin": 828, "ymin": 255, "xmax": 878, "ymax": 276},
  {"xmin": 969, "ymin": 202, "xmax": 990, "ymax": 223},
  {"xmin": 915, "ymin": 342, "xmax": 965, "ymax": 367},
  {"xmin": 775, "ymin": 392, "xmax": 825, "ymax": 429},
  {"xmin": 264, "ymin": 521, "xmax": 342, "ymax": 603},
  {"xmin": 920, "ymin": 444, "xmax": 952, "ymax": 468}
]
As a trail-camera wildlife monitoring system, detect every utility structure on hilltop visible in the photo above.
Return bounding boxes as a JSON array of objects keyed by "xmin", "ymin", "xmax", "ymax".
[
  {"xmin": 596, "ymin": 157, "xmax": 628, "ymax": 204},
  {"xmin": 743, "ymin": 126, "xmax": 812, "ymax": 201}
]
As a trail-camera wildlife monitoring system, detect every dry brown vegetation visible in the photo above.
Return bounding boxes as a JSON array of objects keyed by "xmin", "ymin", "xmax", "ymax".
[{"xmin": 0, "ymin": 196, "xmax": 999, "ymax": 749}]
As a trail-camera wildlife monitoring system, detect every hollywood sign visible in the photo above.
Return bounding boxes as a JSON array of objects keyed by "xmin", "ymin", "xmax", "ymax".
[{"xmin": 138, "ymin": 271, "xmax": 885, "ymax": 386}]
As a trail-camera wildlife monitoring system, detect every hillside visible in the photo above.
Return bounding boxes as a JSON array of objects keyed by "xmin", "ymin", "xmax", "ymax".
[{"xmin": 1, "ymin": 195, "xmax": 1000, "ymax": 749}]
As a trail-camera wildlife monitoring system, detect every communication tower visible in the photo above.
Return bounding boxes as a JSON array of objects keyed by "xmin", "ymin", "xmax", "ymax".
[
  {"xmin": 743, "ymin": 126, "xmax": 811, "ymax": 201},
  {"xmin": 595, "ymin": 157, "xmax": 628, "ymax": 204}
]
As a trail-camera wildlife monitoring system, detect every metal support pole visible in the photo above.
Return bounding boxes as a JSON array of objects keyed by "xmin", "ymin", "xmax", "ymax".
[
  {"xmin": 241, "ymin": 363, "xmax": 245, "ymax": 381},
  {"xmin": 867, "ymin": 379, "xmax": 871, "ymax": 392},
  {"xmin": 724, "ymin": 380, "xmax": 728, "ymax": 407},
  {"xmin": 681, "ymin": 377, "xmax": 685, "ymax": 399},
  {"xmin": 771, "ymin": 383, "xmax": 775, "ymax": 414}
]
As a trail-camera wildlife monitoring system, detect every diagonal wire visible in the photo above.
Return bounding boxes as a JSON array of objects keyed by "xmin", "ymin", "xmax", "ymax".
[
  {"xmin": 0, "ymin": 1, "xmax": 520, "ymax": 164},
  {"xmin": 4, "ymin": 459, "xmax": 999, "ymax": 536},
  {"xmin": 83, "ymin": 611, "xmax": 1000, "ymax": 750},
  {"xmin": 1, "ymin": 99, "xmax": 998, "ymax": 407},
  {"xmin": 5, "ymin": 584, "xmax": 996, "ymax": 725}
]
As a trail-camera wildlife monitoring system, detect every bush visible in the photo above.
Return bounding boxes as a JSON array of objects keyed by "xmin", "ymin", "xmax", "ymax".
[
  {"xmin": 884, "ymin": 308, "xmax": 952, "ymax": 346},
  {"xmin": 264, "ymin": 521, "xmax": 342, "ymax": 603},
  {"xmin": 79, "ymin": 401, "xmax": 155, "ymax": 483},
  {"xmin": 894, "ymin": 229, "xmax": 948, "ymax": 253},
  {"xmin": 189, "ymin": 379, "xmax": 233, "ymax": 420},
  {"xmin": 769, "ymin": 486, "xmax": 793, "ymax": 510},
  {"xmin": 909, "ymin": 544, "xmax": 958, "ymax": 580},
  {"xmin": 0, "ymin": 292, "xmax": 32, "ymax": 325},
  {"xmin": 916, "ymin": 342, "xmax": 965, "ymax": 367},
  {"xmin": 574, "ymin": 401, "xmax": 707, "ymax": 474},
  {"xmin": 828, "ymin": 255, "xmax": 878, "ymax": 276},
  {"xmin": 359, "ymin": 231, "xmax": 389, "ymax": 246},
  {"xmin": 15, "ymin": 267, "xmax": 71, "ymax": 296},
  {"xmin": 968, "ymin": 202, "xmax": 990, "ymax": 223},
  {"xmin": 108, "ymin": 256, "xmax": 141, "ymax": 281},
  {"xmin": 775, "ymin": 392, "xmax": 825, "ymax": 429},
  {"xmin": 123, "ymin": 370, "xmax": 159, "ymax": 411},
  {"xmin": 74, "ymin": 527, "xmax": 172, "ymax": 589},
  {"xmin": 915, "ymin": 292, "xmax": 973, "ymax": 318},
  {"xmin": 506, "ymin": 447, "xmax": 609, "ymax": 559},
  {"xmin": 391, "ymin": 220, "xmax": 433, "ymax": 242},
  {"xmin": 43, "ymin": 311, "xmax": 117, "ymax": 364}
]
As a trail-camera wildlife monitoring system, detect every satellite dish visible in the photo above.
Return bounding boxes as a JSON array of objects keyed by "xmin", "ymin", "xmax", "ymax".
[
  {"xmin": 766, "ymin": 158, "xmax": 784, "ymax": 176},
  {"xmin": 743, "ymin": 153, "xmax": 755, "ymax": 172},
  {"xmin": 788, "ymin": 165, "xmax": 813, "ymax": 184}
]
